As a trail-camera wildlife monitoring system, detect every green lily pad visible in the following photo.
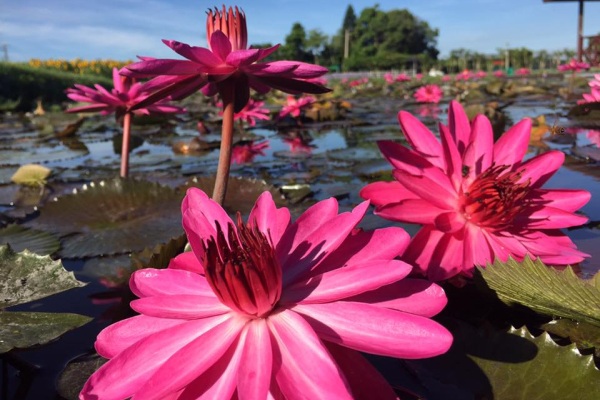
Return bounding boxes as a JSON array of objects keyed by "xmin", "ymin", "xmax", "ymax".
[
  {"xmin": 131, "ymin": 233, "xmax": 188, "ymax": 271},
  {"xmin": 0, "ymin": 224, "xmax": 60, "ymax": 255},
  {"xmin": 0, "ymin": 245, "xmax": 85, "ymax": 308},
  {"xmin": 57, "ymin": 353, "xmax": 108, "ymax": 400},
  {"xmin": 477, "ymin": 257, "xmax": 600, "ymax": 327},
  {"xmin": 27, "ymin": 178, "xmax": 185, "ymax": 258},
  {"xmin": 0, "ymin": 311, "xmax": 91, "ymax": 353},
  {"xmin": 541, "ymin": 319, "xmax": 600, "ymax": 351}
]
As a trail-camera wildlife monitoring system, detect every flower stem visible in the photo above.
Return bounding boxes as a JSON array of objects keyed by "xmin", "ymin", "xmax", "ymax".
[
  {"xmin": 212, "ymin": 87, "xmax": 235, "ymax": 205},
  {"xmin": 120, "ymin": 112, "xmax": 132, "ymax": 178}
]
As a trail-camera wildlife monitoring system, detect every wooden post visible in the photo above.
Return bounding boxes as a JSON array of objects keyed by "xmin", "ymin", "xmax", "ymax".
[{"xmin": 577, "ymin": 0, "xmax": 584, "ymax": 61}]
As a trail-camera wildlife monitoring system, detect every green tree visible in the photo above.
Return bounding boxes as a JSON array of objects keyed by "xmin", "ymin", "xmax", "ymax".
[
  {"xmin": 306, "ymin": 29, "xmax": 328, "ymax": 64},
  {"xmin": 279, "ymin": 22, "xmax": 312, "ymax": 62},
  {"xmin": 342, "ymin": 5, "xmax": 357, "ymax": 31}
]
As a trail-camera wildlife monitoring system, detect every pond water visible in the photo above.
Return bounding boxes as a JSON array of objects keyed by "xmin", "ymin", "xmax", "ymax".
[{"xmin": 1, "ymin": 77, "xmax": 600, "ymax": 398}]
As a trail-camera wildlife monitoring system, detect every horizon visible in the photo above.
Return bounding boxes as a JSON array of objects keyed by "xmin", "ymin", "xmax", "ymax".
[{"xmin": 2, "ymin": 0, "xmax": 600, "ymax": 62}]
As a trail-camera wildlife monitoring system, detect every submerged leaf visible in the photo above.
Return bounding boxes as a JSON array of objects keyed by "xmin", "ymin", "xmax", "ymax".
[
  {"xmin": 0, "ymin": 224, "xmax": 60, "ymax": 256},
  {"xmin": 0, "ymin": 245, "xmax": 85, "ymax": 308},
  {"xmin": 0, "ymin": 311, "xmax": 91, "ymax": 353},
  {"xmin": 10, "ymin": 164, "xmax": 51, "ymax": 186},
  {"xmin": 477, "ymin": 257, "xmax": 600, "ymax": 327}
]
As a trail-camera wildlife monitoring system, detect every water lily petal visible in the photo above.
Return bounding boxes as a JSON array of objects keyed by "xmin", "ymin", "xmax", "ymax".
[
  {"xmin": 398, "ymin": 110, "xmax": 444, "ymax": 166},
  {"xmin": 527, "ymin": 206, "xmax": 588, "ymax": 229},
  {"xmin": 493, "ymin": 118, "xmax": 532, "ymax": 166},
  {"xmin": 360, "ymin": 181, "xmax": 419, "ymax": 206},
  {"xmin": 130, "ymin": 268, "xmax": 212, "ymax": 298},
  {"xmin": 238, "ymin": 320, "xmax": 272, "ymax": 400},
  {"xmin": 463, "ymin": 114, "xmax": 494, "ymax": 176},
  {"xmin": 130, "ymin": 294, "xmax": 228, "ymax": 319},
  {"xmin": 517, "ymin": 150, "xmax": 564, "ymax": 188},
  {"xmin": 126, "ymin": 59, "xmax": 202, "ymax": 76},
  {"xmin": 248, "ymin": 191, "xmax": 291, "ymax": 248},
  {"xmin": 168, "ymin": 251, "xmax": 205, "ymax": 275},
  {"xmin": 209, "ymin": 30, "xmax": 233, "ymax": 62},
  {"xmin": 531, "ymin": 189, "xmax": 591, "ymax": 212},
  {"xmin": 447, "ymin": 100, "xmax": 471, "ymax": 153},
  {"xmin": 376, "ymin": 199, "xmax": 446, "ymax": 225},
  {"xmin": 392, "ymin": 170, "xmax": 457, "ymax": 210},
  {"xmin": 226, "ymin": 48, "xmax": 261, "ymax": 67},
  {"xmin": 294, "ymin": 302, "xmax": 452, "ymax": 359},
  {"xmin": 162, "ymin": 39, "xmax": 223, "ymax": 69},
  {"xmin": 267, "ymin": 310, "xmax": 353, "ymax": 399},
  {"xmin": 282, "ymin": 259, "xmax": 412, "ymax": 304}
]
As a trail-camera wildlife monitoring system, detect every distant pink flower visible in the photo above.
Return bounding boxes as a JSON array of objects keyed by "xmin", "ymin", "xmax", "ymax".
[
  {"xmin": 475, "ymin": 71, "xmax": 487, "ymax": 79},
  {"xmin": 455, "ymin": 70, "xmax": 472, "ymax": 81},
  {"xmin": 578, "ymin": 87, "xmax": 600, "ymax": 104},
  {"xmin": 587, "ymin": 130, "xmax": 600, "ymax": 148},
  {"xmin": 442, "ymin": 75, "xmax": 452, "ymax": 82},
  {"xmin": 516, "ymin": 67, "xmax": 531, "ymax": 76},
  {"xmin": 414, "ymin": 84, "xmax": 443, "ymax": 104},
  {"xmin": 123, "ymin": 6, "xmax": 329, "ymax": 112},
  {"xmin": 558, "ymin": 58, "xmax": 590, "ymax": 72},
  {"xmin": 589, "ymin": 74, "xmax": 600, "ymax": 88},
  {"xmin": 361, "ymin": 101, "xmax": 590, "ymax": 281},
  {"xmin": 415, "ymin": 73, "xmax": 423, "ymax": 80},
  {"xmin": 66, "ymin": 68, "xmax": 185, "ymax": 118},
  {"xmin": 279, "ymin": 95, "xmax": 315, "ymax": 118},
  {"xmin": 231, "ymin": 140, "xmax": 269, "ymax": 163},
  {"xmin": 383, "ymin": 72, "xmax": 395, "ymax": 84},
  {"xmin": 348, "ymin": 77, "xmax": 369, "ymax": 87},
  {"xmin": 219, "ymin": 98, "xmax": 270, "ymax": 126},
  {"xmin": 493, "ymin": 70, "xmax": 505, "ymax": 77},
  {"xmin": 81, "ymin": 189, "xmax": 452, "ymax": 399},
  {"xmin": 396, "ymin": 73, "xmax": 411, "ymax": 82}
]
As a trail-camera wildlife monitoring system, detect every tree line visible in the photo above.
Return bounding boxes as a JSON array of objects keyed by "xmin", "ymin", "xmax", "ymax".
[{"xmin": 251, "ymin": 4, "xmax": 577, "ymax": 73}]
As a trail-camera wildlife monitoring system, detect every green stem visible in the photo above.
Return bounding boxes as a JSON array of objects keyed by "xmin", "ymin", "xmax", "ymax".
[
  {"xmin": 212, "ymin": 86, "xmax": 235, "ymax": 205},
  {"xmin": 120, "ymin": 112, "xmax": 132, "ymax": 178}
]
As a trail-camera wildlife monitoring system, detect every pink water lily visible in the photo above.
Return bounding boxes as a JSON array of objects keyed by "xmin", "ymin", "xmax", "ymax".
[
  {"xmin": 66, "ymin": 68, "xmax": 185, "ymax": 119},
  {"xmin": 278, "ymin": 95, "xmax": 315, "ymax": 118},
  {"xmin": 123, "ymin": 6, "xmax": 329, "ymax": 113},
  {"xmin": 231, "ymin": 140, "xmax": 269, "ymax": 164},
  {"xmin": 81, "ymin": 189, "xmax": 452, "ymax": 399},
  {"xmin": 361, "ymin": 101, "xmax": 590, "ymax": 281},
  {"xmin": 558, "ymin": 58, "xmax": 590, "ymax": 72},
  {"xmin": 414, "ymin": 84, "xmax": 443, "ymax": 104},
  {"xmin": 219, "ymin": 98, "xmax": 270, "ymax": 127}
]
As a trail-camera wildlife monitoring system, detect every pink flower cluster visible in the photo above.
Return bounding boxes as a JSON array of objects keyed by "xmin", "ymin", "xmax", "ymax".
[
  {"xmin": 558, "ymin": 58, "xmax": 590, "ymax": 72},
  {"xmin": 278, "ymin": 95, "xmax": 316, "ymax": 119},
  {"xmin": 414, "ymin": 84, "xmax": 443, "ymax": 104}
]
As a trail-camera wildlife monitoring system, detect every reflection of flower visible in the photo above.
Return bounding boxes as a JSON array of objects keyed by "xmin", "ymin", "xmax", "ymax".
[
  {"xmin": 81, "ymin": 189, "xmax": 452, "ymax": 399},
  {"xmin": 283, "ymin": 132, "xmax": 315, "ymax": 154},
  {"xmin": 414, "ymin": 84, "xmax": 443, "ymax": 103},
  {"xmin": 417, "ymin": 104, "xmax": 440, "ymax": 119},
  {"xmin": 278, "ymin": 95, "xmax": 316, "ymax": 118},
  {"xmin": 123, "ymin": 6, "xmax": 329, "ymax": 112},
  {"xmin": 219, "ymin": 98, "xmax": 270, "ymax": 126},
  {"xmin": 231, "ymin": 140, "xmax": 269, "ymax": 164},
  {"xmin": 66, "ymin": 68, "xmax": 186, "ymax": 118},
  {"xmin": 587, "ymin": 130, "xmax": 600, "ymax": 148},
  {"xmin": 558, "ymin": 58, "xmax": 590, "ymax": 72},
  {"xmin": 361, "ymin": 101, "xmax": 589, "ymax": 281}
]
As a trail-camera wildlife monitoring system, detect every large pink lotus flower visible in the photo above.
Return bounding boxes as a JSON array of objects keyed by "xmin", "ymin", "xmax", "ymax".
[
  {"xmin": 414, "ymin": 84, "xmax": 443, "ymax": 104},
  {"xmin": 278, "ymin": 95, "xmax": 315, "ymax": 118},
  {"xmin": 360, "ymin": 101, "xmax": 590, "ymax": 281},
  {"xmin": 558, "ymin": 58, "xmax": 590, "ymax": 72},
  {"xmin": 66, "ymin": 68, "xmax": 185, "ymax": 118},
  {"xmin": 123, "ymin": 6, "xmax": 329, "ymax": 113},
  {"xmin": 81, "ymin": 189, "xmax": 452, "ymax": 399},
  {"xmin": 219, "ymin": 98, "xmax": 270, "ymax": 126},
  {"xmin": 231, "ymin": 140, "xmax": 269, "ymax": 164}
]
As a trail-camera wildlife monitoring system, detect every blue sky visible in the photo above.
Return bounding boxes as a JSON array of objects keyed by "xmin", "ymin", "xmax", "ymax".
[{"xmin": 2, "ymin": 0, "xmax": 599, "ymax": 62}]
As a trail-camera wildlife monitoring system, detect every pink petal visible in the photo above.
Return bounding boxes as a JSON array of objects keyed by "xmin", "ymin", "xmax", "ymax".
[
  {"xmin": 95, "ymin": 315, "xmax": 186, "ymax": 359},
  {"xmin": 434, "ymin": 211, "xmax": 466, "ymax": 233},
  {"xmin": 133, "ymin": 316, "xmax": 246, "ymax": 400},
  {"xmin": 248, "ymin": 75, "xmax": 331, "ymax": 95},
  {"xmin": 248, "ymin": 191, "xmax": 291, "ymax": 248},
  {"xmin": 531, "ymin": 189, "xmax": 591, "ymax": 212},
  {"xmin": 347, "ymin": 278, "xmax": 448, "ymax": 317},
  {"xmin": 359, "ymin": 181, "xmax": 419, "ymax": 206},
  {"xmin": 392, "ymin": 170, "xmax": 458, "ymax": 210},
  {"xmin": 168, "ymin": 251, "xmax": 205, "ymax": 274},
  {"xmin": 398, "ymin": 110, "xmax": 444, "ymax": 167},
  {"xmin": 438, "ymin": 122, "xmax": 463, "ymax": 189},
  {"xmin": 281, "ymin": 201, "xmax": 370, "ymax": 286},
  {"xmin": 527, "ymin": 206, "xmax": 588, "ymax": 229},
  {"xmin": 281, "ymin": 259, "xmax": 412, "ymax": 304},
  {"xmin": 377, "ymin": 140, "xmax": 440, "ymax": 176},
  {"xmin": 126, "ymin": 59, "xmax": 202, "ymax": 76},
  {"xmin": 463, "ymin": 114, "xmax": 493, "ymax": 176},
  {"xmin": 294, "ymin": 302, "xmax": 453, "ymax": 359},
  {"xmin": 375, "ymin": 199, "xmax": 445, "ymax": 225},
  {"xmin": 81, "ymin": 314, "xmax": 231, "ymax": 400},
  {"xmin": 403, "ymin": 227, "xmax": 463, "ymax": 281},
  {"xmin": 209, "ymin": 30, "xmax": 233, "ymax": 61},
  {"xmin": 517, "ymin": 150, "xmax": 564, "ymax": 188},
  {"xmin": 493, "ymin": 118, "xmax": 532, "ymax": 166},
  {"xmin": 226, "ymin": 48, "xmax": 261, "ymax": 67},
  {"xmin": 237, "ymin": 320, "xmax": 272, "ymax": 400},
  {"xmin": 130, "ymin": 268, "xmax": 213, "ymax": 298},
  {"xmin": 325, "ymin": 343, "xmax": 398, "ymax": 400},
  {"xmin": 162, "ymin": 39, "xmax": 223, "ymax": 68},
  {"xmin": 447, "ymin": 100, "xmax": 471, "ymax": 153},
  {"xmin": 463, "ymin": 224, "xmax": 495, "ymax": 271},
  {"xmin": 130, "ymin": 294, "xmax": 229, "ymax": 319},
  {"xmin": 112, "ymin": 68, "xmax": 125, "ymax": 93},
  {"xmin": 267, "ymin": 310, "xmax": 353, "ymax": 399},
  {"xmin": 65, "ymin": 104, "xmax": 112, "ymax": 114}
]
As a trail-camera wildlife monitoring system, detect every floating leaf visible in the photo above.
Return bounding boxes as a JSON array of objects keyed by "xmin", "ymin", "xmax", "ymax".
[
  {"xmin": 0, "ymin": 311, "xmax": 91, "ymax": 353},
  {"xmin": 0, "ymin": 224, "xmax": 60, "ymax": 255},
  {"xmin": 0, "ymin": 245, "xmax": 85, "ymax": 308},
  {"xmin": 27, "ymin": 179, "xmax": 185, "ymax": 258},
  {"xmin": 403, "ymin": 323, "xmax": 600, "ymax": 400},
  {"xmin": 131, "ymin": 233, "xmax": 187, "ymax": 271},
  {"xmin": 477, "ymin": 257, "xmax": 600, "ymax": 327},
  {"xmin": 57, "ymin": 353, "xmax": 107, "ymax": 400},
  {"xmin": 541, "ymin": 319, "xmax": 600, "ymax": 351},
  {"xmin": 10, "ymin": 164, "xmax": 51, "ymax": 186}
]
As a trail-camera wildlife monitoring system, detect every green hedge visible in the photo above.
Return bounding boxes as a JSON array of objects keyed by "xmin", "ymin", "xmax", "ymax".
[{"xmin": 0, "ymin": 62, "xmax": 112, "ymax": 112}]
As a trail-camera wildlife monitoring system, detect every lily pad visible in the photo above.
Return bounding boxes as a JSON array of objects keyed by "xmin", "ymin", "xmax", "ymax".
[
  {"xmin": 0, "ymin": 245, "xmax": 85, "ymax": 308},
  {"xmin": 57, "ymin": 353, "xmax": 108, "ymax": 400},
  {"xmin": 477, "ymin": 257, "xmax": 600, "ymax": 327},
  {"xmin": 0, "ymin": 224, "xmax": 60, "ymax": 255},
  {"xmin": 0, "ymin": 311, "xmax": 91, "ymax": 353},
  {"xmin": 27, "ymin": 179, "xmax": 185, "ymax": 258}
]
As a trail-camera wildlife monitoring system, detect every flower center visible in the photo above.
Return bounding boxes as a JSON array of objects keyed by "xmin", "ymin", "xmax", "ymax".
[
  {"xmin": 460, "ymin": 164, "xmax": 530, "ymax": 231},
  {"xmin": 202, "ymin": 215, "xmax": 281, "ymax": 317},
  {"xmin": 206, "ymin": 6, "xmax": 248, "ymax": 51}
]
